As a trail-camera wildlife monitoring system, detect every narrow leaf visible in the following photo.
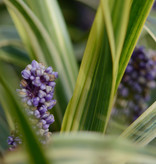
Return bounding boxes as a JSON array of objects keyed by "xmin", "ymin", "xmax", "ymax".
[
  {"xmin": 0, "ymin": 62, "xmax": 49, "ymax": 164},
  {"xmin": 4, "ymin": 0, "xmax": 78, "ymax": 129},
  {"xmin": 4, "ymin": 132, "xmax": 156, "ymax": 164},
  {"xmin": 144, "ymin": 15, "xmax": 156, "ymax": 42},
  {"xmin": 115, "ymin": 0, "xmax": 154, "ymax": 93},
  {"xmin": 0, "ymin": 105, "xmax": 9, "ymax": 153},
  {"xmin": 120, "ymin": 101, "xmax": 156, "ymax": 146},
  {"xmin": 61, "ymin": 0, "xmax": 130, "ymax": 133},
  {"xmin": 0, "ymin": 47, "xmax": 30, "ymax": 67}
]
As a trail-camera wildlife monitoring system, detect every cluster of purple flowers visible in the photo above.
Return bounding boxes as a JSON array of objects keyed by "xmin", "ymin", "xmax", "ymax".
[
  {"xmin": 7, "ymin": 60, "xmax": 58, "ymax": 150},
  {"xmin": 7, "ymin": 129, "xmax": 22, "ymax": 151},
  {"xmin": 114, "ymin": 47, "xmax": 156, "ymax": 123}
]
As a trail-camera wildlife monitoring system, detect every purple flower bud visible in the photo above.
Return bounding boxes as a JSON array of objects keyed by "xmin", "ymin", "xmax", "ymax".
[
  {"xmin": 38, "ymin": 105, "xmax": 47, "ymax": 114},
  {"xmin": 120, "ymin": 88, "xmax": 129, "ymax": 97},
  {"xmin": 41, "ymin": 113, "xmax": 49, "ymax": 119},
  {"xmin": 40, "ymin": 119, "xmax": 46, "ymax": 125},
  {"xmin": 38, "ymin": 90, "xmax": 46, "ymax": 98},
  {"xmin": 133, "ymin": 83, "xmax": 142, "ymax": 93},
  {"xmin": 33, "ymin": 77, "xmax": 41, "ymax": 87},
  {"xmin": 46, "ymin": 115, "xmax": 55, "ymax": 124},
  {"xmin": 147, "ymin": 60, "xmax": 154, "ymax": 67},
  {"xmin": 31, "ymin": 60, "xmax": 39, "ymax": 68},
  {"xmin": 40, "ymin": 84, "xmax": 46, "ymax": 90},
  {"xmin": 34, "ymin": 110, "xmax": 40, "ymax": 118},
  {"xmin": 45, "ymin": 94, "xmax": 53, "ymax": 101},
  {"xmin": 36, "ymin": 69, "xmax": 44, "ymax": 76},
  {"xmin": 45, "ymin": 66, "xmax": 53, "ymax": 74},
  {"xmin": 21, "ymin": 70, "xmax": 31, "ymax": 79},
  {"xmin": 53, "ymin": 72, "xmax": 58, "ymax": 78},
  {"xmin": 49, "ymin": 82, "xmax": 56, "ymax": 87},
  {"xmin": 12, "ymin": 142, "xmax": 17, "ymax": 147},
  {"xmin": 26, "ymin": 109, "xmax": 34, "ymax": 116},
  {"xmin": 125, "ymin": 65, "xmax": 133, "ymax": 73},
  {"xmin": 27, "ymin": 99, "xmax": 32, "ymax": 106},
  {"xmin": 47, "ymin": 100, "xmax": 56, "ymax": 109},
  {"xmin": 40, "ymin": 98, "xmax": 45, "ymax": 103},
  {"xmin": 46, "ymin": 86, "xmax": 52, "ymax": 93},
  {"xmin": 145, "ymin": 73, "xmax": 154, "ymax": 80},
  {"xmin": 17, "ymin": 89, "xmax": 27, "ymax": 98},
  {"xmin": 30, "ymin": 75, "xmax": 35, "ymax": 80},
  {"xmin": 44, "ymin": 74, "xmax": 50, "ymax": 81},
  {"xmin": 50, "ymin": 92, "xmax": 54, "ymax": 98},
  {"xmin": 43, "ymin": 124, "xmax": 49, "ymax": 130},
  {"xmin": 33, "ymin": 97, "xmax": 40, "ymax": 106},
  {"xmin": 140, "ymin": 62, "xmax": 146, "ymax": 69}
]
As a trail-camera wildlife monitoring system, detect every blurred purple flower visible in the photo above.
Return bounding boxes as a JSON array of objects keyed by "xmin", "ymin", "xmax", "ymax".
[{"xmin": 114, "ymin": 47, "xmax": 156, "ymax": 123}]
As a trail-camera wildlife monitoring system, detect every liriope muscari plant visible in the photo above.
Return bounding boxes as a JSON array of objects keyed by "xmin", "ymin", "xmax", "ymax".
[
  {"xmin": 7, "ymin": 60, "xmax": 58, "ymax": 150},
  {"xmin": 113, "ymin": 47, "xmax": 156, "ymax": 123}
]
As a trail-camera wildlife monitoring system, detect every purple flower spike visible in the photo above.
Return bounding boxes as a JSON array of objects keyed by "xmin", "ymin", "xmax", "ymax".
[
  {"xmin": 114, "ymin": 47, "xmax": 156, "ymax": 123},
  {"xmin": 9, "ymin": 60, "xmax": 58, "ymax": 150}
]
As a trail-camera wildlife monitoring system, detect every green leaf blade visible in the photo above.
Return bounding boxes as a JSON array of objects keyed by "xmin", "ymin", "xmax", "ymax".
[
  {"xmin": 144, "ymin": 15, "xmax": 156, "ymax": 42},
  {"xmin": 121, "ymin": 101, "xmax": 156, "ymax": 146},
  {"xmin": 61, "ymin": 0, "xmax": 130, "ymax": 133},
  {"xmin": 4, "ymin": 132, "xmax": 156, "ymax": 164},
  {"xmin": 4, "ymin": 0, "xmax": 79, "ymax": 129},
  {"xmin": 0, "ymin": 62, "xmax": 49, "ymax": 164},
  {"xmin": 115, "ymin": 0, "xmax": 154, "ymax": 93}
]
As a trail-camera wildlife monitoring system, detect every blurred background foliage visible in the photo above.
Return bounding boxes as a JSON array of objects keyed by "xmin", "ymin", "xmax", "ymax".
[{"xmin": 0, "ymin": 0, "xmax": 156, "ymax": 163}]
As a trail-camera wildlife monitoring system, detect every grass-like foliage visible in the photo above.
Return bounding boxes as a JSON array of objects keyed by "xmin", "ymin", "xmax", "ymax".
[{"xmin": 0, "ymin": 0, "xmax": 156, "ymax": 163}]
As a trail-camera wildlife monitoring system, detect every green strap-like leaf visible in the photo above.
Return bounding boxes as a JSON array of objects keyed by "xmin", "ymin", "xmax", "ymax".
[
  {"xmin": 23, "ymin": 0, "xmax": 78, "ymax": 86},
  {"xmin": 4, "ymin": 132, "xmax": 156, "ymax": 164},
  {"xmin": 101, "ymin": 0, "xmax": 115, "ymax": 61},
  {"xmin": 0, "ymin": 46, "xmax": 30, "ymax": 67},
  {"xmin": 144, "ymin": 15, "xmax": 156, "ymax": 42},
  {"xmin": 61, "ymin": 0, "xmax": 130, "ymax": 133},
  {"xmin": 0, "ymin": 26, "xmax": 30, "ymax": 66},
  {"xmin": 4, "ymin": 0, "xmax": 78, "ymax": 129},
  {"xmin": 115, "ymin": 0, "xmax": 154, "ymax": 93},
  {"xmin": 0, "ymin": 26, "xmax": 22, "ymax": 48},
  {"xmin": 0, "ymin": 105, "xmax": 9, "ymax": 153},
  {"xmin": 61, "ymin": 0, "xmax": 154, "ymax": 133},
  {"xmin": 0, "ymin": 62, "xmax": 49, "ymax": 164},
  {"xmin": 120, "ymin": 101, "xmax": 156, "ymax": 146}
]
